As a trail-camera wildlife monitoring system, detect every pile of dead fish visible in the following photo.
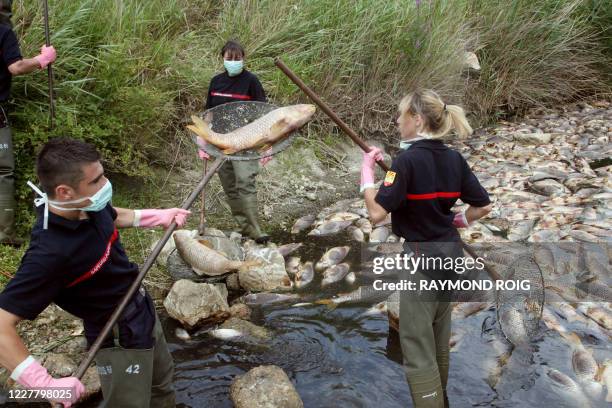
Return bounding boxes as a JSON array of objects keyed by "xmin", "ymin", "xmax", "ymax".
[
  {"xmin": 452, "ymin": 100, "xmax": 611, "ymax": 244},
  {"xmin": 291, "ymin": 197, "xmax": 396, "ymax": 243}
]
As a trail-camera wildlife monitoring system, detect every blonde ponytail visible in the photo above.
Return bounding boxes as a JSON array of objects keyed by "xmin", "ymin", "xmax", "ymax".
[{"xmin": 399, "ymin": 90, "xmax": 473, "ymax": 139}]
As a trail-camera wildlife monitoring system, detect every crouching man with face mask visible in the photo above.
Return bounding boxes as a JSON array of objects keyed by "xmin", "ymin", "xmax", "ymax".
[{"xmin": 0, "ymin": 138, "xmax": 187, "ymax": 407}]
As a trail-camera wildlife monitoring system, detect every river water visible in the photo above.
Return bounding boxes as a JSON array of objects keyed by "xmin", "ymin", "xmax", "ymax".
[{"xmin": 167, "ymin": 233, "xmax": 611, "ymax": 408}]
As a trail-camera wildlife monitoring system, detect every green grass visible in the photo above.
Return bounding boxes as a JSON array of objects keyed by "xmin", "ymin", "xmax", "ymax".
[{"xmin": 1, "ymin": 0, "xmax": 610, "ymax": 279}]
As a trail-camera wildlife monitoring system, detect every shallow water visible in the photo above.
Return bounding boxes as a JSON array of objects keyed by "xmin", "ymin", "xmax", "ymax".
[{"xmin": 167, "ymin": 232, "xmax": 612, "ymax": 408}]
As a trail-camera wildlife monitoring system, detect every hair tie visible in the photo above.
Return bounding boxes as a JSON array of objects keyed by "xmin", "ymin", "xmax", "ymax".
[{"xmin": 443, "ymin": 103, "xmax": 447, "ymax": 111}]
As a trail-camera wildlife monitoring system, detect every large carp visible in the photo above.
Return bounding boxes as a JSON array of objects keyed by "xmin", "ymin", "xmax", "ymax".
[
  {"xmin": 173, "ymin": 230, "xmax": 258, "ymax": 276},
  {"xmin": 187, "ymin": 104, "xmax": 316, "ymax": 154}
]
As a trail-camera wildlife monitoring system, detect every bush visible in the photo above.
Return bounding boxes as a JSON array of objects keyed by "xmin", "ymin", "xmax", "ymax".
[{"xmin": 6, "ymin": 0, "xmax": 611, "ymax": 236}]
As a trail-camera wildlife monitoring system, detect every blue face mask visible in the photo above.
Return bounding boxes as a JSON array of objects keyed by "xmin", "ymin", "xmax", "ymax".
[{"xmin": 224, "ymin": 60, "xmax": 243, "ymax": 77}]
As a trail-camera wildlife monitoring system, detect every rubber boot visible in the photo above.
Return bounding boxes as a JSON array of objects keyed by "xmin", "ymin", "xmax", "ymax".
[
  {"xmin": 437, "ymin": 349, "xmax": 450, "ymax": 408},
  {"xmin": 241, "ymin": 195, "xmax": 269, "ymax": 244},
  {"xmin": 0, "ymin": 123, "xmax": 20, "ymax": 246},
  {"xmin": 226, "ymin": 197, "xmax": 250, "ymax": 234},
  {"xmin": 95, "ymin": 346, "xmax": 155, "ymax": 408},
  {"xmin": 405, "ymin": 367, "xmax": 445, "ymax": 408}
]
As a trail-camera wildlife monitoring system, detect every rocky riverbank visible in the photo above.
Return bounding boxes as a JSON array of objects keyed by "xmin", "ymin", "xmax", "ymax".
[{"xmin": 1, "ymin": 99, "xmax": 609, "ymax": 406}]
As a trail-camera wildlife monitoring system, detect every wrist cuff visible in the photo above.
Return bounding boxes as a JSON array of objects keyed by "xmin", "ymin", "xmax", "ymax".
[
  {"xmin": 133, "ymin": 210, "xmax": 142, "ymax": 227},
  {"xmin": 11, "ymin": 356, "xmax": 35, "ymax": 381},
  {"xmin": 360, "ymin": 183, "xmax": 376, "ymax": 194}
]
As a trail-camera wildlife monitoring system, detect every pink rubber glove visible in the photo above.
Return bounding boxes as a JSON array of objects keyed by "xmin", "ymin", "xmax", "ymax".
[
  {"xmin": 259, "ymin": 148, "xmax": 273, "ymax": 166},
  {"xmin": 452, "ymin": 211, "xmax": 469, "ymax": 228},
  {"xmin": 134, "ymin": 208, "xmax": 191, "ymax": 228},
  {"xmin": 11, "ymin": 356, "xmax": 84, "ymax": 407},
  {"xmin": 34, "ymin": 45, "xmax": 57, "ymax": 69},
  {"xmin": 360, "ymin": 146, "xmax": 383, "ymax": 193},
  {"xmin": 195, "ymin": 136, "xmax": 210, "ymax": 160}
]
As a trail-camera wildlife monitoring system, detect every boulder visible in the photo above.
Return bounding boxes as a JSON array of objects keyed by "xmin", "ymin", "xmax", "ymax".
[
  {"xmin": 163, "ymin": 280, "xmax": 230, "ymax": 328},
  {"xmin": 239, "ymin": 245, "xmax": 292, "ymax": 292},
  {"xmin": 42, "ymin": 353, "xmax": 76, "ymax": 377},
  {"xmin": 149, "ymin": 234, "xmax": 177, "ymax": 267},
  {"xmin": 229, "ymin": 304, "xmax": 252, "ymax": 320},
  {"xmin": 230, "ymin": 365, "xmax": 303, "ymax": 408},
  {"xmin": 166, "ymin": 251, "xmax": 199, "ymax": 281}
]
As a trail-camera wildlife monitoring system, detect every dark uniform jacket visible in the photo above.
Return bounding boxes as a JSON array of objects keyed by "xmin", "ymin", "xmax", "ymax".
[
  {"xmin": 205, "ymin": 69, "xmax": 266, "ymax": 110},
  {"xmin": 0, "ymin": 204, "xmax": 155, "ymax": 348},
  {"xmin": 375, "ymin": 139, "xmax": 491, "ymax": 243}
]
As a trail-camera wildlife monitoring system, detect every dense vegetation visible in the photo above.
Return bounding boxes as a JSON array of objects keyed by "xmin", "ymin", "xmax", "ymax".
[{"xmin": 2, "ymin": 0, "xmax": 611, "ymax": 246}]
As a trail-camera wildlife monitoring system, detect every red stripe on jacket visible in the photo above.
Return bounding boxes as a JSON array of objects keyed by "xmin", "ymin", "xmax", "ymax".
[
  {"xmin": 406, "ymin": 192, "xmax": 461, "ymax": 200},
  {"xmin": 210, "ymin": 91, "xmax": 252, "ymax": 100},
  {"xmin": 67, "ymin": 228, "xmax": 119, "ymax": 288}
]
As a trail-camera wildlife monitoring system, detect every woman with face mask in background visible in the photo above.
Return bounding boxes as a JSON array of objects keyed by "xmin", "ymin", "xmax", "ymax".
[{"xmin": 197, "ymin": 40, "xmax": 271, "ymax": 243}]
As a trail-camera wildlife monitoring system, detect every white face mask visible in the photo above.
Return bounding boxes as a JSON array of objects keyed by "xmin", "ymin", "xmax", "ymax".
[
  {"xmin": 27, "ymin": 180, "xmax": 113, "ymax": 229},
  {"xmin": 399, "ymin": 135, "xmax": 429, "ymax": 150}
]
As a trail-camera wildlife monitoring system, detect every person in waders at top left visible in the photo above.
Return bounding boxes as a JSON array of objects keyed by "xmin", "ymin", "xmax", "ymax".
[
  {"xmin": 0, "ymin": 138, "xmax": 188, "ymax": 407},
  {"xmin": 0, "ymin": 0, "xmax": 57, "ymax": 246},
  {"xmin": 196, "ymin": 40, "xmax": 272, "ymax": 243},
  {"xmin": 361, "ymin": 89, "xmax": 492, "ymax": 408}
]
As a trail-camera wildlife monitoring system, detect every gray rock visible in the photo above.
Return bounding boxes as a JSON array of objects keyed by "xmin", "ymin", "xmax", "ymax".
[
  {"xmin": 43, "ymin": 353, "xmax": 76, "ymax": 377},
  {"xmin": 163, "ymin": 280, "xmax": 230, "ymax": 329},
  {"xmin": 531, "ymin": 179, "xmax": 568, "ymax": 196},
  {"xmin": 229, "ymin": 304, "xmax": 252, "ymax": 320},
  {"xmin": 166, "ymin": 251, "xmax": 199, "ymax": 281},
  {"xmin": 226, "ymin": 273, "xmax": 241, "ymax": 291},
  {"xmin": 149, "ymin": 234, "xmax": 177, "ymax": 267},
  {"xmin": 239, "ymin": 245, "xmax": 292, "ymax": 292},
  {"xmin": 230, "ymin": 365, "xmax": 303, "ymax": 408}
]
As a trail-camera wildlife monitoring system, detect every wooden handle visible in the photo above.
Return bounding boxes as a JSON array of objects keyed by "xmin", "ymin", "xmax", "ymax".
[{"xmin": 274, "ymin": 58, "xmax": 390, "ymax": 172}]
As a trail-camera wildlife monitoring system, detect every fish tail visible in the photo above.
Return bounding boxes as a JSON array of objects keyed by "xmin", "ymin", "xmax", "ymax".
[{"xmin": 188, "ymin": 115, "xmax": 220, "ymax": 146}]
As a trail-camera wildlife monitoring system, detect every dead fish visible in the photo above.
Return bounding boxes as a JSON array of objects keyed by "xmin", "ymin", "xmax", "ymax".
[
  {"xmin": 347, "ymin": 226, "xmax": 365, "ymax": 242},
  {"xmin": 568, "ymin": 229, "xmax": 601, "ymax": 243},
  {"xmin": 285, "ymin": 256, "xmax": 301, "ymax": 277},
  {"xmin": 175, "ymin": 327, "xmax": 191, "ymax": 341},
  {"xmin": 316, "ymin": 285, "xmax": 393, "ymax": 309},
  {"xmin": 507, "ymin": 219, "xmax": 536, "ymax": 242},
  {"xmin": 546, "ymin": 368, "xmax": 591, "ymax": 408},
  {"xmin": 550, "ymin": 303, "xmax": 582, "ymax": 323},
  {"xmin": 324, "ymin": 211, "xmax": 361, "ymax": 223},
  {"xmin": 531, "ymin": 179, "xmax": 568, "ymax": 196},
  {"xmin": 361, "ymin": 301, "xmax": 387, "ymax": 317},
  {"xmin": 308, "ymin": 220, "xmax": 353, "ymax": 236},
  {"xmin": 370, "ymin": 226, "xmax": 390, "ymax": 243},
  {"xmin": 173, "ymin": 230, "xmax": 258, "ymax": 276},
  {"xmin": 321, "ymin": 263, "xmax": 350, "ymax": 286},
  {"xmin": 241, "ymin": 292, "xmax": 300, "ymax": 305},
  {"xmin": 355, "ymin": 218, "xmax": 372, "ymax": 235},
  {"xmin": 499, "ymin": 307, "xmax": 528, "ymax": 345},
  {"xmin": 577, "ymin": 304, "xmax": 612, "ymax": 330},
  {"xmin": 602, "ymin": 360, "xmax": 612, "ymax": 402},
  {"xmin": 277, "ymin": 242, "xmax": 303, "ymax": 257},
  {"xmin": 451, "ymin": 302, "xmax": 490, "ymax": 319},
  {"xmin": 295, "ymin": 261, "xmax": 314, "ymax": 289},
  {"xmin": 528, "ymin": 229, "xmax": 566, "ymax": 242},
  {"xmin": 373, "ymin": 242, "xmax": 404, "ymax": 254},
  {"xmin": 344, "ymin": 271, "xmax": 356, "ymax": 285},
  {"xmin": 209, "ymin": 328, "xmax": 243, "ymax": 340},
  {"xmin": 187, "ymin": 104, "xmax": 316, "ymax": 154},
  {"xmin": 316, "ymin": 246, "xmax": 351, "ymax": 271},
  {"xmin": 291, "ymin": 214, "xmax": 316, "ymax": 234},
  {"xmin": 572, "ymin": 345, "xmax": 602, "ymax": 397}
]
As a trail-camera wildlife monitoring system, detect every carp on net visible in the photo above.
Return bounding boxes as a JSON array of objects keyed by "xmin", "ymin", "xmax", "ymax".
[{"xmin": 189, "ymin": 101, "xmax": 299, "ymax": 161}]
